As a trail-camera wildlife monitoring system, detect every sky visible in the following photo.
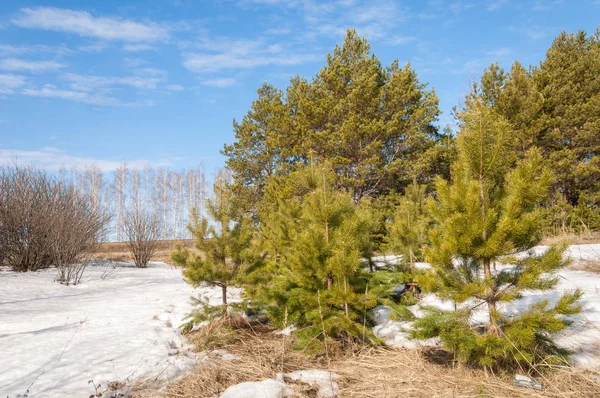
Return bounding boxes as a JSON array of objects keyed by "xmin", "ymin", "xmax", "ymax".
[{"xmin": 0, "ymin": 0, "xmax": 598, "ymax": 177}]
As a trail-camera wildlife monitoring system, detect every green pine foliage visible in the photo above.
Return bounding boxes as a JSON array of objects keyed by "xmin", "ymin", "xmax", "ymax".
[
  {"xmin": 467, "ymin": 28, "xmax": 600, "ymax": 232},
  {"xmin": 412, "ymin": 99, "xmax": 582, "ymax": 369},
  {"xmin": 387, "ymin": 181, "xmax": 430, "ymax": 272},
  {"xmin": 222, "ymin": 29, "xmax": 451, "ymax": 215},
  {"xmin": 171, "ymin": 175, "xmax": 254, "ymax": 329},
  {"xmin": 245, "ymin": 163, "xmax": 411, "ymax": 352}
]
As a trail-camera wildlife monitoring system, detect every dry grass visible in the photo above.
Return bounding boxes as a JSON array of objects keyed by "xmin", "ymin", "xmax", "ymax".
[
  {"xmin": 541, "ymin": 231, "xmax": 600, "ymax": 246},
  {"xmin": 138, "ymin": 319, "xmax": 600, "ymax": 398},
  {"xmin": 89, "ymin": 239, "xmax": 196, "ymax": 264}
]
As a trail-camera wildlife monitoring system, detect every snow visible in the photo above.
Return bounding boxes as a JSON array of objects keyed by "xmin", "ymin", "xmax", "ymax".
[
  {"xmin": 0, "ymin": 260, "xmax": 239, "ymax": 397},
  {"xmin": 2, "ymin": 244, "xmax": 600, "ymax": 396},
  {"xmin": 286, "ymin": 370, "xmax": 339, "ymax": 397},
  {"xmin": 220, "ymin": 377, "xmax": 290, "ymax": 398},
  {"xmin": 220, "ymin": 371, "xmax": 339, "ymax": 398},
  {"xmin": 372, "ymin": 244, "xmax": 600, "ymax": 372}
]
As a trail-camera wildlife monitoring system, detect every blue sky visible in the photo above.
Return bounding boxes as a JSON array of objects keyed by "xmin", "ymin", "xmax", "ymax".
[{"xmin": 0, "ymin": 0, "xmax": 598, "ymax": 176}]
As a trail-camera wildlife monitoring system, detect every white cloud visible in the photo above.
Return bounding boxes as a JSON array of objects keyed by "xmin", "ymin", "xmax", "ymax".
[
  {"xmin": 508, "ymin": 25, "xmax": 554, "ymax": 41},
  {"xmin": 21, "ymin": 84, "xmax": 154, "ymax": 107},
  {"xmin": 123, "ymin": 43, "xmax": 155, "ymax": 52},
  {"xmin": 184, "ymin": 51, "xmax": 317, "ymax": 73},
  {"xmin": 388, "ymin": 35, "xmax": 416, "ymax": 46},
  {"xmin": 0, "ymin": 147, "xmax": 171, "ymax": 172},
  {"xmin": 486, "ymin": 47, "xmax": 512, "ymax": 57},
  {"xmin": 486, "ymin": 0, "xmax": 508, "ymax": 11},
  {"xmin": 0, "ymin": 44, "xmax": 72, "ymax": 56},
  {"xmin": 0, "ymin": 58, "xmax": 65, "ymax": 72},
  {"xmin": 0, "ymin": 74, "xmax": 26, "ymax": 94},
  {"xmin": 62, "ymin": 73, "xmax": 162, "ymax": 91},
  {"xmin": 22, "ymin": 84, "xmax": 107, "ymax": 104},
  {"xmin": 200, "ymin": 78, "xmax": 236, "ymax": 87},
  {"xmin": 183, "ymin": 37, "xmax": 318, "ymax": 74},
  {"xmin": 265, "ymin": 28, "xmax": 291, "ymax": 35},
  {"xmin": 12, "ymin": 7, "xmax": 168, "ymax": 42},
  {"xmin": 165, "ymin": 84, "xmax": 184, "ymax": 91}
]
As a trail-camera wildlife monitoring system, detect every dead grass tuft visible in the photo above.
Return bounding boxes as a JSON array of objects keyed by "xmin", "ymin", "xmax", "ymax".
[{"xmin": 137, "ymin": 318, "xmax": 600, "ymax": 398}]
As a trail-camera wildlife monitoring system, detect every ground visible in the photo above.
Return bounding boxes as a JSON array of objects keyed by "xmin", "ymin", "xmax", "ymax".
[
  {"xmin": 1, "ymin": 243, "xmax": 600, "ymax": 397},
  {"xmin": 0, "ymin": 260, "xmax": 239, "ymax": 397}
]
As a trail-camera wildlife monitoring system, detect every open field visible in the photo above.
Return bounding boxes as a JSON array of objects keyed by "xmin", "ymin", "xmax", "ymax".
[{"xmin": 89, "ymin": 240, "xmax": 197, "ymax": 264}]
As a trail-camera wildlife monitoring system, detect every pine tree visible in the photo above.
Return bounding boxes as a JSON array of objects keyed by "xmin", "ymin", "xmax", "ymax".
[
  {"xmin": 387, "ymin": 181, "xmax": 429, "ymax": 272},
  {"xmin": 247, "ymin": 163, "xmax": 408, "ymax": 352},
  {"xmin": 412, "ymin": 99, "xmax": 582, "ymax": 369},
  {"xmin": 172, "ymin": 175, "xmax": 253, "ymax": 327},
  {"xmin": 223, "ymin": 29, "xmax": 450, "ymax": 208}
]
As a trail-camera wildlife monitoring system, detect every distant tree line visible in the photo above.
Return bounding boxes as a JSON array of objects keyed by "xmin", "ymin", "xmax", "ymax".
[{"xmin": 56, "ymin": 163, "xmax": 208, "ymax": 242}]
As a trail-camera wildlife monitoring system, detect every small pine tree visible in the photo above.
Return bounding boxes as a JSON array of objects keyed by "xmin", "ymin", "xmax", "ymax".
[
  {"xmin": 248, "ymin": 163, "xmax": 409, "ymax": 352},
  {"xmin": 412, "ymin": 100, "xmax": 582, "ymax": 370},
  {"xmin": 172, "ymin": 175, "xmax": 253, "ymax": 328},
  {"xmin": 387, "ymin": 181, "xmax": 429, "ymax": 272}
]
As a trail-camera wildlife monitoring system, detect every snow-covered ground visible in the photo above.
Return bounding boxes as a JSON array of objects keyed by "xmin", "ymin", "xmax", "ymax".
[
  {"xmin": 1, "ymin": 245, "xmax": 599, "ymax": 397},
  {"xmin": 0, "ymin": 260, "xmax": 238, "ymax": 397},
  {"xmin": 373, "ymin": 244, "xmax": 600, "ymax": 371}
]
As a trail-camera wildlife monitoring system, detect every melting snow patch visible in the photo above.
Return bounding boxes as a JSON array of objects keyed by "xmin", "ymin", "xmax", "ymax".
[
  {"xmin": 370, "ymin": 245, "xmax": 600, "ymax": 372},
  {"xmin": 220, "ymin": 377, "xmax": 290, "ymax": 398},
  {"xmin": 286, "ymin": 370, "xmax": 339, "ymax": 397}
]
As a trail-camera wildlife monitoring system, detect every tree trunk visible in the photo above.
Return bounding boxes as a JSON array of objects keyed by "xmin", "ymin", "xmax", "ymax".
[
  {"xmin": 222, "ymin": 285, "xmax": 228, "ymax": 316},
  {"xmin": 483, "ymin": 259, "xmax": 499, "ymax": 335}
]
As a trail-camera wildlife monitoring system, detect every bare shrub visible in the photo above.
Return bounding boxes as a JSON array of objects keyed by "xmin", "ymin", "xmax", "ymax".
[
  {"xmin": 0, "ymin": 165, "xmax": 109, "ymax": 279},
  {"xmin": 123, "ymin": 209, "xmax": 161, "ymax": 268},
  {"xmin": 0, "ymin": 166, "xmax": 57, "ymax": 271},
  {"xmin": 52, "ymin": 186, "xmax": 109, "ymax": 285}
]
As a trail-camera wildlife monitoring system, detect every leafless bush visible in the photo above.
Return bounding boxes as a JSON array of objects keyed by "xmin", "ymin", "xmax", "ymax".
[
  {"xmin": 0, "ymin": 166, "xmax": 57, "ymax": 271},
  {"xmin": 123, "ymin": 209, "xmax": 161, "ymax": 268},
  {"xmin": 0, "ymin": 165, "xmax": 109, "ymax": 279},
  {"xmin": 52, "ymin": 186, "xmax": 110, "ymax": 285}
]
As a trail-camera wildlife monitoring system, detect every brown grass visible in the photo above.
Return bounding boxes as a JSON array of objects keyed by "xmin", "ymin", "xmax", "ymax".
[
  {"xmin": 138, "ymin": 319, "xmax": 600, "ymax": 398},
  {"xmin": 541, "ymin": 231, "xmax": 600, "ymax": 246},
  {"xmin": 89, "ymin": 239, "xmax": 196, "ymax": 264}
]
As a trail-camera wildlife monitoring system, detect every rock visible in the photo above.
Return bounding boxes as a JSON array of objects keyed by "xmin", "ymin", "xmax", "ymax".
[
  {"xmin": 286, "ymin": 370, "xmax": 339, "ymax": 398},
  {"xmin": 274, "ymin": 325, "xmax": 297, "ymax": 336},
  {"xmin": 514, "ymin": 374, "xmax": 543, "ymax": 390},
  {"xmin": 220, "ymin": 379, "xmax": 290, "ymax": 398}
]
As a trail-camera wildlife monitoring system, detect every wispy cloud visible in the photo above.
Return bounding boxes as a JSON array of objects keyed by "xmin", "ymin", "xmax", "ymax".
[
  {"xmin": 388, "ymin": 35, "xmax": 416, "ymax": 46},
  {"xmin": 183, "ymin": 37, "xmax": 318, "ymax": 73},
  {"xmin": 12, "ymin": 7, "xmax": 168, "ymax": 42},
  {"xmin": 200, "ymin": 78, "xmax": 237, "ymax": 87},
  {"xmin": 21, "ymin": 84, "xmax": 155, "ymax": 107},
  {"xmin": 123, "ymin": 43, "xmax": 155, "ymax": 52},
  {"xmin": 265, "ymin": 28, "xmax": 291, "ymax": 35},
  {"xmin": 62, "ymin": 72, "xmax": 163, "ymax": 91},
  {"xmin": 532, "ymin": 0, "xmax": 564, "ymax": 11},
  {"xmin": 165, "ymin": 84, "xmax": 184, "ymax": 91},
  {"xmin": 0, "ymin": 44, "xmax": 72, "ymax": 57},
  {"xmin": 508, "ymin": 25, "xmax": 555, "ymax": 41},
  {"xmin": 485, "ymin": 0, "xmax": 509, "ymax": 11},
  {"xmin": 486, "ymin": 47, "xmax": 512, "ymax": 57},
  {"xmin": 0, "ymin": 58, "xmax": 65, "ymax": 72},
  {"xmin": 0, "ymin": 147, "xmax": 171, "ymax": 172},
  {"xmin": 0, "ymin": 74, "xmax": 26, "ymax": 94}
]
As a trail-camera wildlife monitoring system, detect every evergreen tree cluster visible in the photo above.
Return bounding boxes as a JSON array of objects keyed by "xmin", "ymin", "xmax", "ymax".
[{"xmin": 174, "ymin": 28, "xmax": 597, "ymax": 370}]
